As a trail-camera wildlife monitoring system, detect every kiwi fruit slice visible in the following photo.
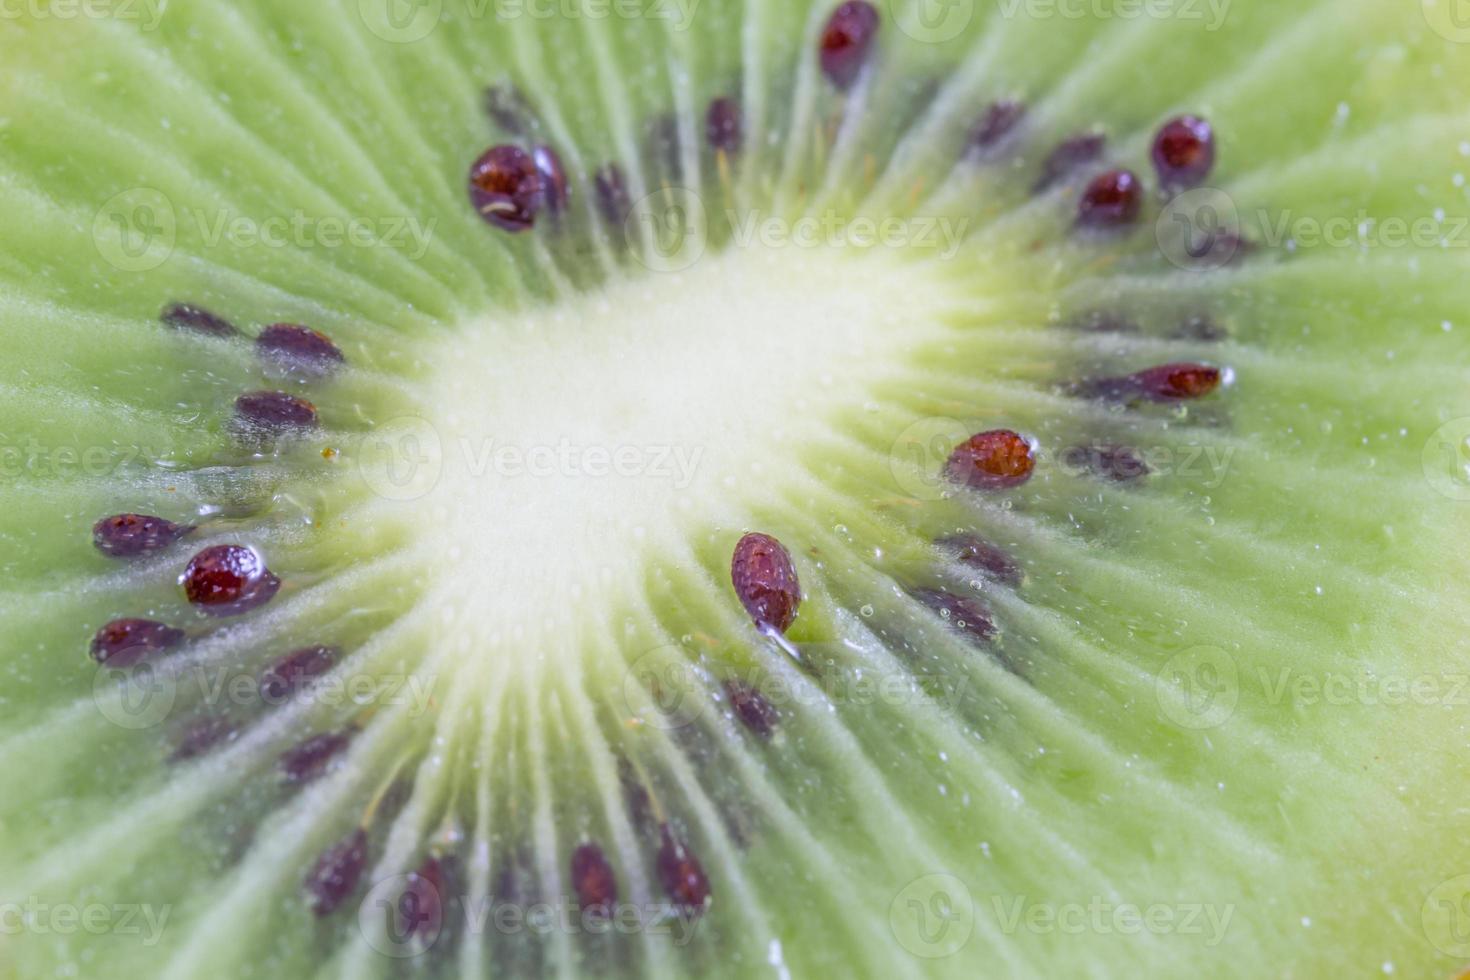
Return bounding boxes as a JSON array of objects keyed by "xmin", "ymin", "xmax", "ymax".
[{"xmin": 2, "ymin": 1, "xmax": 1469, "ymax": 977}]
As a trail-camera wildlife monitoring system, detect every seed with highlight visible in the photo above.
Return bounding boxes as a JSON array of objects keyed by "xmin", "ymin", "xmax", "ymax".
[
  {"xmin": 936, "ymin": 534, "xmax": 1022, "ymax": 587},
  {"xmin": 181, "ymin": 543, "xmax": 281, "ymax": 616},
  {"xmin": 1078, "ymin": 169, "xmax": 1143, "ymax": 227},
  {"xmin": 468, "ymin": 145, "xmax": 545, "ymax": 232},
  {"xmin": 533, "ymin": 145, "xmax": 569, "ymax": 214},
  {"xmin": 235, "ymin": 390, "xmax": 318, "ymax": 431},
  {"xmin": 706, "ymin": 97, "xmax": 743, "ymax": 154},
  {"xmin": 571, "ymin": 843, "xmax": 619, "ymax": 914},
  {"xmin": 1034, "ymin": 133, "xmax": 1105, "ymax": 191},
  {"xmin": 260, "ymin": 645, "xmax": 339, "ymax": 702},
  {"xmin": 910, "ymin": 588, "xmax": 997, "ymax": 644},
  {"xmin": 90, "ymin": 618, "xmax": 185, "ymax": 667},
  {"xmin": 820, "ymin": 1, "xmax": 880, "ymax": 90},
  {"xmin": 256, "ymin": 324, "xmax": 345, "ymax": 379},
  {"xmin": 161, "ymin": 303, "xmax": 237, "ymax": 338},
  {"xmin": 93, "ymin": 513, "xmax": 195, "ymax": 558},
  {"xmin": 279, "ymin": 730, "xmax": 354, "ymax": 784},
  {"xmin": 595, "ymin": 164, "xmax": 631, "ymax": 226},
  {"xmin": 305, "ymin": 828, "xmax": 369, "ymax": 916},
  {"xmin": 398, "ymin": 857, "xmax": 446, "ymax": 944},
  {"xmin": 1129, "ymin": 362, "xmax": 1223, "ymax": 401},
  {"xmin": 731, "ymin": 532, "xmax": 802, "ymax": 634},
  {"xmin": 725, "ymin": 680, "xmax": 779, "ymax": 737},
  {"xmin": 945, "ymin": 430, "xmax": 1035, "ymax": 491},
  {"xmin": 1152, "ymin": 115, "xmax": 1215, "ymax": 190},
  {"xmin": 971, "ymin": 99, "xmax": 1026, "ymax": 156},
  {"xmin": 657, "ymin": 825, "xmax": 711, "ymax": 914}
]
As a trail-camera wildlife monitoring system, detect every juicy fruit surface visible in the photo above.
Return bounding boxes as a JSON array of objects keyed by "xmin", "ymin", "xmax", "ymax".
[{"xmin": 0, "ymin": 2, "xmax": 1469, "ymax": 978}]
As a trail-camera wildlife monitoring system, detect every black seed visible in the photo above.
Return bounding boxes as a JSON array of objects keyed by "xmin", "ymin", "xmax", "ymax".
[
  {"xmin": 532, "ymin": 145, "xmax": 569, "ymax": 214},
  {"xmin": 256, "ymin": 324, "xmax": 345, "ymax": 380},
  {"xmin": 656, "ymin": 825, "xmax": 711, "ymax": 914},
  {"xmin": 469, "ymin": 145, "xmax": 545, "ymax": 232},
  {"xmin": 706, "ymin": 97, "xmax": 743, "ymax": 154},
  {"xmin": 305, "ymin": 828, "xmax": 369, "ymax": 916},
  {"xmin": 936, "ymin": 534, "xmax": 1023, "ymax": 587},
  {"xmin": 90, "ymin": 618, "xmax": 185, "ymax": 667},
  {"xmin": 260, "ymin": 645, "xmax": 339, "ymax": 703},
  {"xmin": 93, "ymin": 513, "xmax": 195, "ymax": 558},
  {"xmin": 234, "ymin": 390, "xmax": 319, "ymax": 431},
  {"xmin": 820, "ymin": 1, "xmax": 881, "ymax": 90},
  {"xmin": 181, "ymin": 543, "xmax": 280, "ymax": 616},
  {"xmin": 170, "ymin": 716, "xmax": 237, "ymax": 762},
  {"xmin": 971, "ymin": 99, "xmax": 1026, "ymax": 156},
  {"xmin": 279, "ymin": 730, "xmax": 354, "ymax": 784},
  {"xmin": 910, "ymin": 588, "xmax": 997, "ymax": 644},
  {"xmin": 595, "ymin": 164, "xmax": 631, "ymax": 226},
  {"xmin": 1152, "ymin": 115, "xmax": 1215, "ymax": 191},
  {"xmin": 1077, "ymin": 169, "xmax": 1143, "ymax": 227},
  {"xmin": 1033, "ymin": 132, "xmax": 1105, "ymax": 192},
  {"xmin": 731, "ymin": 532, "xmax": 802, "ymax": 634},
  {"xmin": 398, "ymin": 857, "xmax": 446, "ymax": 945},
  {"xmin": 725, "ymin": 680, "xmax": 779, "ymax": 737},
  {"xmin": 484, "ymin": 84, "xmax": 535, "ymax": 135},
  {"xmin": 161, "ymin": 303, "xmax": 237, "ymax": 338},
  {"xmin": 570, "ymin": 843, "xmax": 618, "ymax": 914},
  {"xmin": 1063, "ymin": 444, "xmax": 1151, "ymax": 483}
]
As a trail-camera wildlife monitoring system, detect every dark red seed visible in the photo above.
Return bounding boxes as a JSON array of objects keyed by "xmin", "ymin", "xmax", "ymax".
[
  {"xmin": 971, "ymin": 99, "xmax": 1026, "ymax": 156},
  {"xmin": 93, "ymin": 513, "xmax": 195, "ymax": 558},
  {"xmin": 181, "ymin": 543, "xmax": 281, "ymax": 616},
  {"xmin": 279, "ymin": 730, "xmax": 354, "ymax": 784},
  {"xmin": 161, "ymin": 303, "xmax": 237, "ymax": 338},
  {"xmin": 731, "ymin": 532, "xmax": 802, "ymax": 634},
  {"xmin": 1077, "ymin": 169, "xmax": 1143, "ymax": 227},
  {"xmin": 656, "ymin": 825, "xmax": 710, "ymax": 914},
  {"xmin": 910, "ymin": 588, "xmax": 997, "ymax": 644},
  {"xmin": 945, "ymin": 430, "xmax": 1035, "ymax": 491},
  {"xmin": 1063, "ymin": 444, "xmax": 1151, "ymax": 483},
  {"xmin": 1033, "ymin": 133, "xmax": 1105, "ymax": 191},
  {"xmin": 595, "ymin": 164, "xmax": 630, "ymax": 226},
  {"xmin": 485, "ymin": 84, "xmax": 535, "ymax": 135},
  {"xmin": 532, "ymin": 145, "xmax": 569, "ymax": 214},
  {"xmin": 468, "ymin": 145, "xmax": 545, "ymax": 232},
  {"xmin": 305, "ymin": 827, "xmax": 369, "ymax": 916},
  {"xmin": 820, "ymin": 1, "xmax": 880, "ymax": 90},
  {"xmin": 725, "ymin": 680, "xmax": 778, "ymax": 737},
  {"xmin": 234, "ymin": 390, "xmax": 318, "ymax": 431},
  {"xmin": 260, "ymin": 646, "xmax": 339, "ymax": 702},
  {"xmin": 170, "ymin": 716, "xmax": 237, "ymax": 762},
  {"xmin": 1152, "ymin": 115, "xmax": 1214, "ymax": 190},
  {"xmin": 936, "ymin": 534, "xmax": 1023, "ymax": 587},
  {"xmin": 90, "ymin": 618, "xmax": 185, "ymax": 667},
  {"xmin": 398, "ymin": 857, "xmax": 446, "ymax": 944},
  {"xmin": 706, "ymin": 97, "xmax": 743, "ymax": 154},
  {"xmin": 256, "ymin": 324, "xmax": 344, "ymax": 379},
  {"xmin": 1129, "ymin": 362, "xmax": 1223, "ymax": 401},
  {"xmin": 570, "ymin": 843, "xmax": 618, "ymax": 914}
]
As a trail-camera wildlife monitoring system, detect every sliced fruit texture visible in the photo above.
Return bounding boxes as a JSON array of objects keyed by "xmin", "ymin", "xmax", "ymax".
[{"xmin": 0, "ymin": 1, "xmax": 1468, "ymax": 978}]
